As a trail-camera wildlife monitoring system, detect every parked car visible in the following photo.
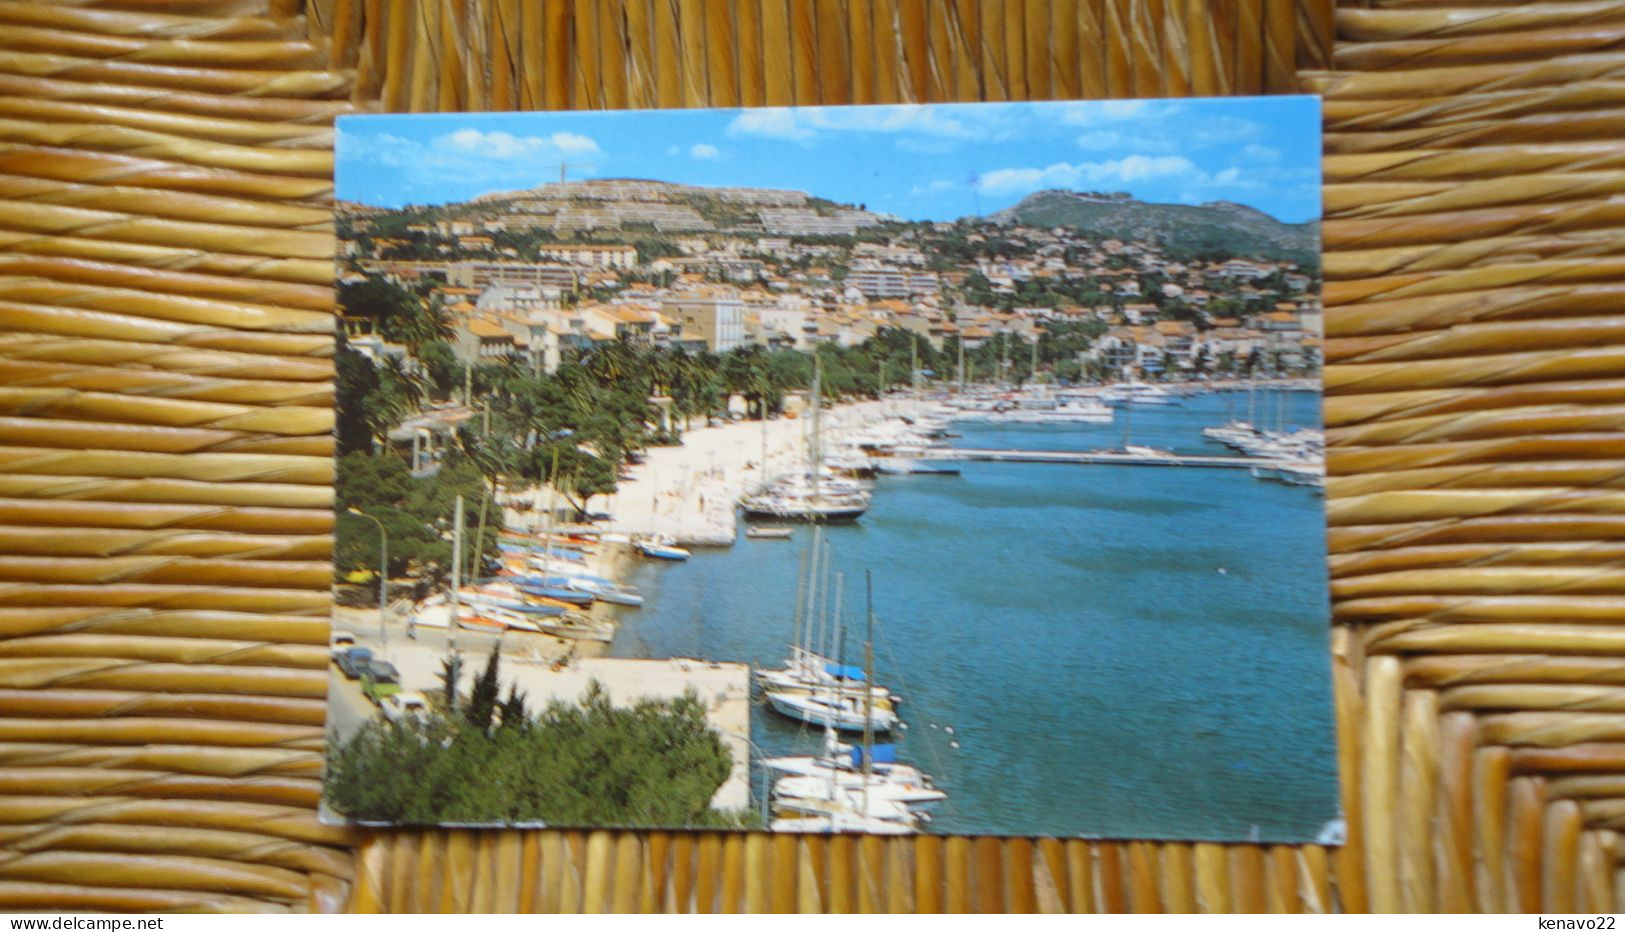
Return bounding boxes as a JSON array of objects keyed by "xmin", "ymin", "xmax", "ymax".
[
  {"xmin": 380, "ymin": 691, "xmax": 430, "ymax": 724},
  {"xmin": 361, "ymin": 659, "xmax": 402, "ymax": 702},
  {"xmin": 334, "ymin": 646, "xmax": 373, "ymax": 679}
]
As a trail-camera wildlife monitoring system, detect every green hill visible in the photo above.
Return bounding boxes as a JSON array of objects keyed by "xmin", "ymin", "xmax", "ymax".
[{"xmin": 987, "ymin": 190, "xmax": 1319, "ymax": 269}]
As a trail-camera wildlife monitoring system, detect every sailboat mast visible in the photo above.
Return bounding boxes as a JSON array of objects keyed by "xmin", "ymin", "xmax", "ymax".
[
  {"xmin": 829, "ymin": 565, "xmax": 843, "ymax": 669},
  {"xmin": 806, "ymin": 527, "xmax": 823, "ymax": 660},
  {"xmin": 791, "ymin": 548, "xmax": 808, "ymax": 658},
  {"xmin": 862, "ymin": 571, "xmax": 876, "ymax": 817},
  {"xmin": 830, "ymin": 611, "xmax": 846, "ymax": 804}
]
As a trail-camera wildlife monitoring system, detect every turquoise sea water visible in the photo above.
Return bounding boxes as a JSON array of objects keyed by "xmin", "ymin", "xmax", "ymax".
[{"xmin": 611, "ymin": 391, "xmax": 1340, "ymax": 841}]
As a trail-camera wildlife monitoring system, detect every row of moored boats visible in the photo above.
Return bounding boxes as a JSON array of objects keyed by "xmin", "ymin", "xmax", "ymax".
[
  {"xmin": 752, "ymin": 540, "xmax": 944, "ymax": 834},
  {"xmin": 408, "ymin": 529, "xmax": 643, "ymax": 642}
]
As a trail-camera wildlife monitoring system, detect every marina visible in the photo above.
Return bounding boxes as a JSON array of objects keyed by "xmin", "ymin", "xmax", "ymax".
[
  {"xmin": 609, "ymin": 389, "xmax": 1338, "ymax": 840},
  {"xmin": 325, "ymin": 99, "xmax": 1337, "ymax": 838},
  {"xmin": 337, "ymin": 381, "xmax": 1334, "ymax": 837}
]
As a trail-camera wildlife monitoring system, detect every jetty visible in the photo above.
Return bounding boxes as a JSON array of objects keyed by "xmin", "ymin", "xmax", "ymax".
[{"xmin": 919, "ymin": 448, "xmax": 1298, "ymax": 469}]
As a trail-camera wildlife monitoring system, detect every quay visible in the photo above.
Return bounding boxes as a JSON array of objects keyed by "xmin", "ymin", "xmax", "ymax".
[{"xmin": 920, "ymin": 448, "xmax": 1295, "ymax": 469}]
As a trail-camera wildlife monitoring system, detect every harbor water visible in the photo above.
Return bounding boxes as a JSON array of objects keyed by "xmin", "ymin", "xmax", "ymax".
[{"xmin": 611, "ymin": 391, "xmax": 1340, "ymax": 841}]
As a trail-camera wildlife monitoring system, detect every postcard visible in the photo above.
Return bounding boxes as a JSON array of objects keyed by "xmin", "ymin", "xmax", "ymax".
[{"xmin": 324, "ymin": 98, "xmax": 1338, "ymax": 841}]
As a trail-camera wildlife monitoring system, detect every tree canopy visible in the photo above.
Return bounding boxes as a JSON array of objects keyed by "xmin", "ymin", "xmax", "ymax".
[{"xmin": 325, "ymin": 677, "xmax": 745, "ymax": 828}]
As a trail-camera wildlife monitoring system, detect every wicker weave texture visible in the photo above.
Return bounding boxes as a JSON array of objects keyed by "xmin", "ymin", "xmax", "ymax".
[{"xmin": 0, "ymin": 0, "xmax": 1621, "ymax": 914}]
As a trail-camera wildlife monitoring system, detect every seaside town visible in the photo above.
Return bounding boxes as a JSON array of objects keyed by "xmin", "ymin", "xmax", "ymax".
[{"xmin": 324, "ymin": 177, "xmax": 1326, "ymax": 833}]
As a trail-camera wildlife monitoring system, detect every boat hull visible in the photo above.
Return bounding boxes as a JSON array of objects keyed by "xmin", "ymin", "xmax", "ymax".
[
  {"xmin": 740, "ymin": 503, "xmax": 867, "ymax": 523},
  {"xmin": 766, "ymin": 692, "xmax": 895, "ymax": 732}
]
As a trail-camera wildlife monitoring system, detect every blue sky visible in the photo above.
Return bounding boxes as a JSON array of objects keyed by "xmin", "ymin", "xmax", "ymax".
[{"xmin": 336, "ymin": 97, "xmax": 1321, "ymax": 223}]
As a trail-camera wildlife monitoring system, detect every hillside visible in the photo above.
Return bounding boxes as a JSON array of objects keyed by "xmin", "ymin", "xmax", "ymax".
[
  {"xmin": 456, "ymin": 178, "xmax": 890, "ymax": 237},
  {"xmin": 987, "ymin": 190, "xmax": 1319, "ymax": 268}
]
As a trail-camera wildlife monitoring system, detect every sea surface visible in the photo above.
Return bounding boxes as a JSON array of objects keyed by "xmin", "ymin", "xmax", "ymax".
[{"xmin": 612, "ymin": 390, "xmax": 1341, "ymax": 841}]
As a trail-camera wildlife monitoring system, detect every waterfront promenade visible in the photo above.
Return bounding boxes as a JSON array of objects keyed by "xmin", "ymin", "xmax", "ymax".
[{"xmin": 598, "ymin": 398, "xmax": 915, "ymax": 546}]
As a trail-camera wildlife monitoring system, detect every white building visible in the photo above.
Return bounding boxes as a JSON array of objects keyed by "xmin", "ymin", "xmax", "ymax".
[
  {"xmin": 536, "ymin": 243, "xmax": 638, "ymax": 269},
  {"xmin": 661, "ymin": 292, "xmax": 747, "ymax": 352}
]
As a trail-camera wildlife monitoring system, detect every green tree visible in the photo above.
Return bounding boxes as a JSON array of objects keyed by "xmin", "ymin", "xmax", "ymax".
[
  {"xmin": 325, "ymin": 679, "xmax": 744, "ymax": 828},
  {"xmin": 465, "ymin": 646, "xmax": 503, "ymax": 733}
]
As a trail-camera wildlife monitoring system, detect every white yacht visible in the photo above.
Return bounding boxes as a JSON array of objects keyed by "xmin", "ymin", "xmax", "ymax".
[{"xmin": 1099, "ymin": 381, "xmax": 1180, "ymax": 405}]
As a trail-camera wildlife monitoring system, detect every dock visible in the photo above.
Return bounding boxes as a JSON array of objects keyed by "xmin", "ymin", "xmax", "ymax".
[{"xmin": 920, "ymin": 448, "xmax": 1296, "ymax": 469}]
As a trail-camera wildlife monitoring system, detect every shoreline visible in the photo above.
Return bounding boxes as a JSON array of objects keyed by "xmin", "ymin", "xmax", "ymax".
[
  {"xmin": 488, "ymin": 377, "xmax": 1316, "ymax": 656},
  {"xmin": 601, "ymin": 396, "xmax": 925, "ymax": 547}
]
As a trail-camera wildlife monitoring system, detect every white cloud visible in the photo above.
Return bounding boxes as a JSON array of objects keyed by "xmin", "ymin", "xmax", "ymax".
[
  {"xmin": 336, "ymin": 125, "xmax": 606, "ymax": 206},
  {"xmin": 727, "ymin": 108, "xmax": 817, "ymax": 141},
  {"xmin": 908, "ymin": 179, "xmax": 958, "ymax": 197},
  {"xmin": 1241, "ymin": 143, "xmax": 1280, "ymax": 162},
  {"xmin": 437, "ymin": 128, "xmax": 600, "ymax": 160},
  {"xmin": 976, "ymin": 155, "xmax": 1197, "ymax": 194},
  {"xmin": 689, "ymin": 143, "xmax": 720, "ymax": 160},
  {"xmin": 1063, "ymin": 103, "xmax": 1266, "ymax": 160},
  {"xmin": 1060, "ymin": 100, "xmax": 1182, "ymax": 126},
  {"xmin": 726, "ymin": 104, "xmax": 992, "ymax": 145}
]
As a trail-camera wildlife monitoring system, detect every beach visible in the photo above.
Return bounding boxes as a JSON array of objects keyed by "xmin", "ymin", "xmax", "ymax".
[{"xmin": 502, "ymin": 397, "xmax": 920, "ymax": 548}]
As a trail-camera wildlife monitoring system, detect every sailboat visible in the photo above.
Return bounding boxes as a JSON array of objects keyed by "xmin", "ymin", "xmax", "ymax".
[
  {"xmin": 769, "ymin": 573, "xmax": 933, "ymax": 834},
  {"xmin": 757, "ymin": 536, "xmax": 899, "ymax": 703},
  {"xmin": 763, "ymin": 555, "xmax": 897, "ymax": 733},
  {"xmin": 739, "ymin": 360, "xmax": 871, "ymax": 523},
  {"xmin": 765, "ymin": 690, "xmax": 899, "ymax": 733}
]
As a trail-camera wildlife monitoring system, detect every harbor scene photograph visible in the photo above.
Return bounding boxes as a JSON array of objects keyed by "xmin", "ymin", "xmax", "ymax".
[{"xmin": 323, "ymin": 98, "xmax": 1340, "ymax": 841}]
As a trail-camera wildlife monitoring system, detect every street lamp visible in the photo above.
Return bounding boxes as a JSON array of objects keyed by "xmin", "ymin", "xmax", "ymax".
[{"xmin": 345, "ymin": 507, "xmax": 389, "ymax": 652}]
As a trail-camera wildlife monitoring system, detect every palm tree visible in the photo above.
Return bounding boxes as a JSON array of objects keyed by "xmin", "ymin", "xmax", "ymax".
[{"xmin": 379, "ymin": 355, "xmax": 426, "ymax": 412}]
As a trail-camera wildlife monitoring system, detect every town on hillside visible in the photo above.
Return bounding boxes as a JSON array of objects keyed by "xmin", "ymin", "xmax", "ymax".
[{"xmin": 337, "ymin": 179, "xmax": 1322, "ymax": 385}]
